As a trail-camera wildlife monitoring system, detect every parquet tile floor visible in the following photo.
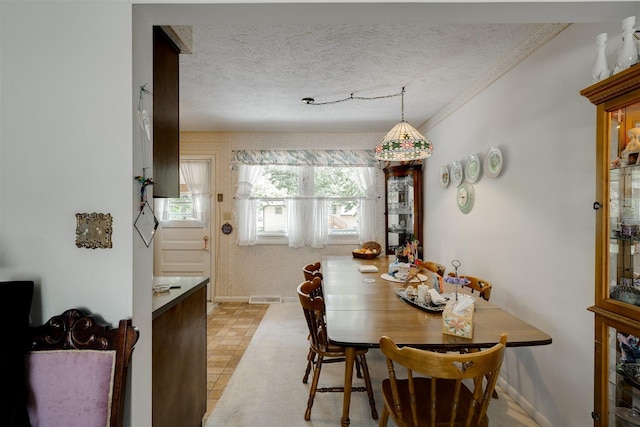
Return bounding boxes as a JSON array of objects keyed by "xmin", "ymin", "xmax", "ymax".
[{"xmin": 203, "ymin": 302, "xmax": 269, "ymax": 421}]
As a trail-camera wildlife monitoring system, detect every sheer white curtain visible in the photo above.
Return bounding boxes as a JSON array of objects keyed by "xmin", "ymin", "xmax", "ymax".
[
  {"xmin": 180, "ymin": 160, "xmax": 210, "ymax": 226},
  {"xmin": 307, "ymin": 198, "xmax": 329, "ymax": 248},
  {"xmin": 286, "ymin": 199, "xmax": 305, "ymax": 248},
  {"xmin": 356, "ymin": 167, "xmax": 377, "ymax": 244},
  {"xmin": 235, "ymin": 165, "xmax": 262, "ymax": 246},
  {"xmin": 154, "ymin": 198, "xmax": 169, "ymax": 221},
  {"xmin": 288, "ymin": 166, "xmax": 329, "ymax": 248}
]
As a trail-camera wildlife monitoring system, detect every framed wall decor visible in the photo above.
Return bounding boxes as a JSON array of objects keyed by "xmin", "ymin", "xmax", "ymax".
[{"xmin": 75, "ymin": 212, "xmax": 113, "ymax": 249}]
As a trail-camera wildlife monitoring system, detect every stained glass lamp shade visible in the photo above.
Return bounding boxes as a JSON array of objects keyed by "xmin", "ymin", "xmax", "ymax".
[{"xmin": 374, "ymin": 121, "xmax": 433, "ymax": 161}]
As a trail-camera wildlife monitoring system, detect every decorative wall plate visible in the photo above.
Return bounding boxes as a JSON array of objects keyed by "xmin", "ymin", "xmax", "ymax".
[
  {"xmin": 465, "ymin": 153, "xmax": 481, "ymax": 183},
  {"xmin": 456, "ymin": 181, "xmax": 475, "ymax": 214},
  {"xmin": 451, "ymin": 161, "xmax": 464, "ymax": 186},
  {"xmin": 439, "ymin": 165, "xmax": 450, "ymax": 188},
  {"xmin": 484, "ymin": 146, "xmax": 503, "ymax": 178}
]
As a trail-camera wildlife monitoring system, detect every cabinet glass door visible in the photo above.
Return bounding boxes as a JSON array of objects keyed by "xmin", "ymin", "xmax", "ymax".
[
  {"xmin": 605, "ymin": 325, "xmax": 640, "ymax": 425},
  {"xmin": 608, "ymin": 100, "xmax": 640, "ymax": 309},
  {"xmin": 386, "ymin": 174, "xmax": 415, "ymax": 254}
]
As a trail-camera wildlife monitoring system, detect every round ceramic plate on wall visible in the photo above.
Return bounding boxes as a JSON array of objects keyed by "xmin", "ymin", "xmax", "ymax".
[
  {"xmin": 465, "ymin": 154, "xmax": 481, "ymax": 183},
  {"xmin": 456, "ymin": 181, "xmax": 475, "ymax": 214},
  {"xmin": 451, "ymin": 161, "xmax": 464, "ymax": 186},
  {"xmin": 484, "ymin": 146, "xmax": 503, "ymax": 178},
  {"xmin": 439, "ymin": 165, "xmax": 450, "ymax": 188}
]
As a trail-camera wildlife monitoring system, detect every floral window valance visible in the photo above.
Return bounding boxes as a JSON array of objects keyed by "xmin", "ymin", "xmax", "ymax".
[{"xmin": 231, "ymin": 149, "xmax": 377, "ymax": 167}]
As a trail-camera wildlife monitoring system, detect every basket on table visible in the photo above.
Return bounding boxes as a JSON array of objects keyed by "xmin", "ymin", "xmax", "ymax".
[{"xmin": 352, "ymin": 241, "xmax": 382, "ymax": 259}]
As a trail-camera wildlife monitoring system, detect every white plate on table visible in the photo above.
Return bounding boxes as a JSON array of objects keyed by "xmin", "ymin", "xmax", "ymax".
[{"xmin": 381, "ymin": 273, "xmax": 428, "ymax": 283}]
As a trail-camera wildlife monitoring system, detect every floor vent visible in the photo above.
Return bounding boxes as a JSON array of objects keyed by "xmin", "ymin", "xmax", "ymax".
[{"xmin": 248, "ymin": 296, "xmax": 283, "ymax": 304}]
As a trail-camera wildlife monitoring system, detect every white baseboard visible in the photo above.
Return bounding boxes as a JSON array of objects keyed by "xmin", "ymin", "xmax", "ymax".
[
  {"xmin": 498, "ymin": 377, "xmax": 552, "ymax": 427},
  {"xmin": 213, "ymin": 296, "xmax": 298, "ymax": 303}
]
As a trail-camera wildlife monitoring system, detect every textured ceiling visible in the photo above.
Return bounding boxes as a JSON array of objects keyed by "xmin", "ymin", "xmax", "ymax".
[
  {"xmin": 180, "ymin": 23, "xmax": 558, "ymax": 133},
  {"xmin": 167, "ymin": 2, "xmax": 637, "ymax": 134}
]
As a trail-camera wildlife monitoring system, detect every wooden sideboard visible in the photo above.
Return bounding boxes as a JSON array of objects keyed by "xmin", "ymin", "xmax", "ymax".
[{"xmin": 152, "ymin": 277, "xmax": 208, "ymax": 427}]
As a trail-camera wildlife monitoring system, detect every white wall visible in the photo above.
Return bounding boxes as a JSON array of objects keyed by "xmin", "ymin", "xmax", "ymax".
[
  {"xmin": 1, "ymin": 0, "xmax": 134, "ymax": 322},
  {"xmin": 424, "ymin": 22, "xmax": 622, "ymax": 426},
  {"xmin": 1, "ymin": 2, "xmax": 153, "ymax": 426}
]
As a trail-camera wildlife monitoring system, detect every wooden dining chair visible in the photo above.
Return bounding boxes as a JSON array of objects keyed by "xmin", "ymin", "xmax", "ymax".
[
  {"xmin": 297, "ymin": 278, "xmax": 377, "ymax": 422},
  {"xmin": 447, "ymin": 273, "xmax": 492, "ymax": 301},
  {"xmin": 378, "ymin": 334, "xmax": 507, "ymax": 427},
  {"xmin": 300, "ymin": 265, "xmax": 363, "ymax": 384},
  {"xmin": 303, "ymin": 261, "xmax": 323, "ymax": 282},
  {"xmin": 25, "ymin": 308, "xmax": 139, "ymax": 427},
  {"xmin": 421, "ymin": 261, "xmax": 446, "ymax": 277},
  {"xmin": 302, "ymin": 263, "xmax": 323, "ymax": 384}
]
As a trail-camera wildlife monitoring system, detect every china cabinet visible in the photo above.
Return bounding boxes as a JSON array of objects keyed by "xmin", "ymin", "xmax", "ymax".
[
  {"xmin": 581, "ymin": 65, "xmax": 640, "ymax": 426},
  {"xmin": 383, "ymin": 163, "xmax": 423, "ymax": 256}
]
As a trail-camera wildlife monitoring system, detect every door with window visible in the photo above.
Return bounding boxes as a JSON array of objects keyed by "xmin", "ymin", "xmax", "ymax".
[{"xmin": 154, "ymin": 157, "xmax": 214, "ymax": 300}]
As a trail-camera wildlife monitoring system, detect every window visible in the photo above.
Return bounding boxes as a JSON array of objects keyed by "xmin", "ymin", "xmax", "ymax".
[
  {"xmin": 155, "ymin": 159, "xmax": 211, "ymax": 225},
  {"xmin": 252, "ymin": 165, "xmax": 364, "ymax": 238},
  {"xmin": 166, "ymin": 186, "xmax": 194, "ymax": 220},
  {"xmin": 233, "ymin": 150, "xmax": 378, "ymax": 248}
]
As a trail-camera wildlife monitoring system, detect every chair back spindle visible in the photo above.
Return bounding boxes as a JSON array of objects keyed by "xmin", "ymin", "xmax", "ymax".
[{"xmin": 379, "ymin": 334, "xmax": 507, "ymax": 427}]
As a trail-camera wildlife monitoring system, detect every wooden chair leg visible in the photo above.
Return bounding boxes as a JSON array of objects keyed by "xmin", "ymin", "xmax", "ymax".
[
  {"xmin": 357, "ymin": 354, "xmax": 378, "ymax": 420},
  {"xmin": 355, "ymin": 358, "xmax": 362, "ymax": 378},
  {"xmin": 378, "ymin": 406, "xmax": 389, "ymax": 427},
  {"xmin": 305, "ymin": 355, "xmax": 323, "ymax": 421},
  {"xmin": 303, "ymin": 348, "xmax": 316, "ymax": 384}
]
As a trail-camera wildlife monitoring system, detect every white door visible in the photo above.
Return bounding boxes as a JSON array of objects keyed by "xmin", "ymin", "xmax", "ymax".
[{"xmin": 154, "ymin": 157, "xmax": 214, "ymax": 301}]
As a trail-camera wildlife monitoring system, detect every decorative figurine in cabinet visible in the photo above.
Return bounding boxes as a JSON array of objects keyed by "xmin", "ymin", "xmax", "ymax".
[
  {"xmin": 383, "ymin": 164, "xmax": 423, "ymax": 256},
  {"xmin": 582, "ymin": 65, "xmax": 640, "ymax": 426}
]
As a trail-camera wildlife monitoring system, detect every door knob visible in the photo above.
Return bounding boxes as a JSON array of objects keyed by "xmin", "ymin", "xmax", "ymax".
[{"xmin": 203, "ymin": 235, "xmax": 209, "ymax": 251}]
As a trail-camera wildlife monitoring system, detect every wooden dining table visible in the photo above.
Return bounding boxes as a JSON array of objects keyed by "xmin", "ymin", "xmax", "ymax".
[{"xmin": 322, "ymin": 255, "xmax": 552, "ymax": 427}]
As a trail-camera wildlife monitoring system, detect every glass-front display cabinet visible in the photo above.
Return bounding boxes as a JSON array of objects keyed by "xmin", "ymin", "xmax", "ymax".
[
  {"xmin": 582, "ymin": 65, "xmax": 640, "ymax": 426},
  {"xmin": 383, "ymin": 164, "xmax": 422, "ymax": 256}
]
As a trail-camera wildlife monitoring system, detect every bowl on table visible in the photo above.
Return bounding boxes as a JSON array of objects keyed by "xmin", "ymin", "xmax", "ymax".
[{"xmin": 352, "ymin": 241, "xmax": 382, "ymax": 259}]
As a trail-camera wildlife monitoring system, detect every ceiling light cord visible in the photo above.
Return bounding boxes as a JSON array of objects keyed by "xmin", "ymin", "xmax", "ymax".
[
  {"xmin": 301, "ymin": 89, "xmax": 403, "ymax": 106},
  {"xmin": 400, "ymin": 87, "xmax": 405, "ymax": 122}
]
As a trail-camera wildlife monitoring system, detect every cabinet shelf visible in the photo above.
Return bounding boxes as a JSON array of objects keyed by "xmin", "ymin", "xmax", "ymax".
[{"xmin": 611, "ymin": 234, "xmax": 640, "ymax": 243}]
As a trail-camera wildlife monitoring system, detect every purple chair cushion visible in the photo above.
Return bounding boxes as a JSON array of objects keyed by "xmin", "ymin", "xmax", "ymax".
[{"xmin": 26, "ymin": 350, "xmax": 116, "ymax": 427}]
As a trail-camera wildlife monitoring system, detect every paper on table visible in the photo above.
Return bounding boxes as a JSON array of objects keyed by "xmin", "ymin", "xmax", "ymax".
[{"xmin": 358, "ymin": 265, "xmax": 379, "ymax": 273}]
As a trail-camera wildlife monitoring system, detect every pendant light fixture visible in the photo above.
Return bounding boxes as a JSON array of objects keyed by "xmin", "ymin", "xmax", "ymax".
[
  {"xmin": 374, "ymin": 87, "xmax": 433, "ymax": 161},
  {"xmin": 301, "ymin": 87, "xmax": 433, "ymax": 161}
]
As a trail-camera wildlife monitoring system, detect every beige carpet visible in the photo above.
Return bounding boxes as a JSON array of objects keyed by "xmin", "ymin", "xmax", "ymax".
[{"xmin": 204, "ymin": 302, "xmax": 539, "ymax": 427}]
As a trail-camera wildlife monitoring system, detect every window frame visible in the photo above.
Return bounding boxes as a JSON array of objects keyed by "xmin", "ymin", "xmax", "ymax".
[{"xmin": 252, "ymin": 165, "xmax": 365, "ymax": 245}]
